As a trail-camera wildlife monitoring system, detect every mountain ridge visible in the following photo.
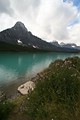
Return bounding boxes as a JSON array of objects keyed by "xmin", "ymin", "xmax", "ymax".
[
  {"xmin": 50, "ymin": 41, "xmax": 80, "ymax": 50},
  {"xmin": 0, "ymin": 21, "xmax": 80, "ymax": 53}
]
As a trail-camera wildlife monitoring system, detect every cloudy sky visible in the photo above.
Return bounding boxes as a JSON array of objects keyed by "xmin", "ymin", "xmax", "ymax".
[{"xmin": 0, "ymin": 0, "xmax": 80, "ymax": 45}]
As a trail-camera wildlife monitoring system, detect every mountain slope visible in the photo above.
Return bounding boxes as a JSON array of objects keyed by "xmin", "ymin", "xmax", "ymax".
[{"xmin": 0, "ymin": 21, "xmax": 79, "ymax": 53}]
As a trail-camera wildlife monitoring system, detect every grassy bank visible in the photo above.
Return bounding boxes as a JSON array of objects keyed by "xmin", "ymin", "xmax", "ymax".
[
  {"xmin": 0, "ymin": 56, "xmax": 80, "ymax": 120},
  {"xmin": 25, "ymin": 57, "xmax": 80, "ymax": 120}
]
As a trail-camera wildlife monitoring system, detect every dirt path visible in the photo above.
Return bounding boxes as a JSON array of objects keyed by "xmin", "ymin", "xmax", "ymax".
[{"xmin": 8, "ymin": 96, "xmax": 29, "ymax": 120}]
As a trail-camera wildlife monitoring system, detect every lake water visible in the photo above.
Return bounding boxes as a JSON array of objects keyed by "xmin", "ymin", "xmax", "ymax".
[{"xmin": 0, "ymin": 52, "xmax": 80, "ymax": 90}]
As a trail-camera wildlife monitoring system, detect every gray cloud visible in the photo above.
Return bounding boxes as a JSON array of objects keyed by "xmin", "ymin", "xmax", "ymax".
[
  {"xmin": 0, "ymin": 0, "xmax": 80, "ymax": 45},
  {"xmin": 0, "ymin": 0, "xmax": 14, "ymax": 16}
]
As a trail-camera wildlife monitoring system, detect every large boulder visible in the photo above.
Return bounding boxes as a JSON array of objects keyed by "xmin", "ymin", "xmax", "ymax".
[{"xmin": 18, "ymin": 81, "xmax": 35, "ymax": 95}]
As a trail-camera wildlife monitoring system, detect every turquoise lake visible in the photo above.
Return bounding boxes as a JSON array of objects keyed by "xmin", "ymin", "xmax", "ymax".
[{"xmin": 0, "ymin": 52, "xmax": 80, "ymax": 89}]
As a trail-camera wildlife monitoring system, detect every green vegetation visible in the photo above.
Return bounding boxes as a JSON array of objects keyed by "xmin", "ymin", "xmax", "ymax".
[
  {"xmin": 0, "ymin": 100, "xmax": 15, "ymax": 120},
  {"xmin": 0, "ymin": 95, "xmax": 27, "ymax": 120},
  {"xmin": 25, "ymin": 57, "xmax": 80, "ymax": 120}
]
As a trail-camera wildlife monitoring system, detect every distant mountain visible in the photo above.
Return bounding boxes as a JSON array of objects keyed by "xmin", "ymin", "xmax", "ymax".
[
  {"xmin": 60, "ymin": 43, "xmax": 80, "ymax": 50},
  {"xmin": 51, "ymin": 41, "xmax": 80, "ymax": 51},
  {"xmin": 50, "ymin": 41, "xmax": 60, "ymax": 47},
  {"xmin": 0, "ymin": 21, "xmax": 80, "ymax": 53}
]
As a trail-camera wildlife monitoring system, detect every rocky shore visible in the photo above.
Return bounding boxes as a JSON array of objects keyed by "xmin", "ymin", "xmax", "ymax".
[{"xmin": 0, "ymin": 72, "xmax": 43, "ymax": 101}]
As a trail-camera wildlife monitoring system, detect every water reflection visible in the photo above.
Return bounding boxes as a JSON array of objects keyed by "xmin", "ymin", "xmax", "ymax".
[
  {"xmin": 0, "ymin": 52, "xmax": 79, "ymax": 87},
  {"xmin": 0, "ymin": 65, "xmax": 18, "ymax": 83}
]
